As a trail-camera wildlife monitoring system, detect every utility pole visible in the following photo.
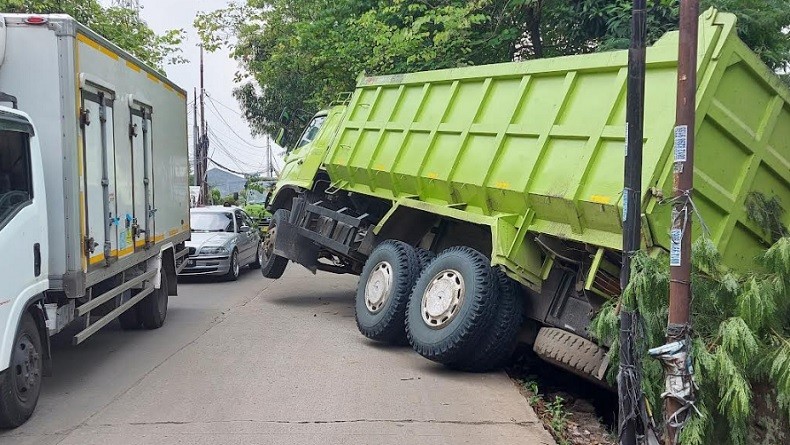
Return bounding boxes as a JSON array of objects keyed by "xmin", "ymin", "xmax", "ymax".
[
  {"xmin": 664, "ymin": 0, "xmax": 699, "ymax": 443},
  {"xmin": 266, "ymin": 137, "xmax": 273, "ymax": 178},
  {"xmin": 619, "ymin": 1, "xmax": 647, "ymax": 444},
  {"xmin": 199, "ymin": 45, "xmax": 209, "ymax": 205},
  {"xmin": 193, "ymin": 88, "xmax": 200, "ymax": 190}
]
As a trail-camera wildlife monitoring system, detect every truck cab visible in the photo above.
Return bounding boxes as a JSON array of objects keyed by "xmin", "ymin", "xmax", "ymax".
[{"xmin": 0, "ymin": 106, "xmax": 49, "ymax": 427}]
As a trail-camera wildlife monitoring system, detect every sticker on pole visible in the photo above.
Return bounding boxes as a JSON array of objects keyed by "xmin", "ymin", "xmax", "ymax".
[
  {"xmin": 670, "ymin": 228, "xmax": 682, "ymax": 266},
  {"xmin": 624, "ymin": 124, "xmax": 629, "ymax": 156},
  {"xmin": 622, "ymin": 192, "xmax": 628, "ymax": 222},
  {"xmin": 674, "ymin": 125, "xmax": 688, "ymax": 163}
]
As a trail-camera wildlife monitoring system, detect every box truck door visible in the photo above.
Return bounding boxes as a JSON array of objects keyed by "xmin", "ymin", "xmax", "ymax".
[
  {"xmin": 80, "ymin": 88, "xmax": 118, "ymax": 268},
  {"xmin": 130, "ymin": 104, "xmax": 154, "ymax": 249}
]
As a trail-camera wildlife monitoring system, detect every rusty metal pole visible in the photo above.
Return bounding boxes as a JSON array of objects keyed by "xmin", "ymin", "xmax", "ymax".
[
  {"xmin": 666, "ymin": 0, "xmax": 699, "ymax": 443},
  {"xmin": 619, "ymin": 1, "xmax": 647, "ymax": 444}
]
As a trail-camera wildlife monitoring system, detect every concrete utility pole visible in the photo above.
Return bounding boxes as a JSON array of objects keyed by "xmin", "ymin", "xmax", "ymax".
[
  {"xmin": 619, "ymin": 0, "xmax": 647, "ymax": 444},
  {"xmin": 664, "ymin": 0, "xmax": 699, "ymax": 443}
]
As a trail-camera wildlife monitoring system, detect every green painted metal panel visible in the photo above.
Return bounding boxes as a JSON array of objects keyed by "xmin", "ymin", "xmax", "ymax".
[{"xmin": 285, "ymin": 10, "xmax": 789, "ymax": 277}]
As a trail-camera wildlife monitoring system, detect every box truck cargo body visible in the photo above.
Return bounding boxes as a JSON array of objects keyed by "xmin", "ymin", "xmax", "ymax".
[{"xmin": 0, "ymin": 14, "xmax": 189, "ymax": 427}]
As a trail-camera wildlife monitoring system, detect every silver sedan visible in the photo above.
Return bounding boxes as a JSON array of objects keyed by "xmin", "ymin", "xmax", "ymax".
[{"xmin": 179, "ymin": 206, "xmax": 262, "ymax": 281}]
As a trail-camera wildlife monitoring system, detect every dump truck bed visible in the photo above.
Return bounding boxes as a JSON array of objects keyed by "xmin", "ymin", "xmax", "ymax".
[{"xmin": 323, "ymin": 10, "xmax": 790, "ymax": 272}]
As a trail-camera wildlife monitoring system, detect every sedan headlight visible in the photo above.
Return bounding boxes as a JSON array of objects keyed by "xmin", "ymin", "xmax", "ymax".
[{"xmin": 200, "ymin": 246, "xmax": 229, "ymax": 255}]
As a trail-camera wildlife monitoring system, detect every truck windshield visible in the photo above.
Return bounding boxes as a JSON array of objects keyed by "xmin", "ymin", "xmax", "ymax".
[
  {"xmin": 296, "ymin": 115, "xmax": 327, "ymax": 148},
  {"xmin": 0, "ymin": 129, "xmax": 33, "ymax": 229},
  {"xmin": 191, "ymin": 212, "xmax": 234, "ymax": 232}
]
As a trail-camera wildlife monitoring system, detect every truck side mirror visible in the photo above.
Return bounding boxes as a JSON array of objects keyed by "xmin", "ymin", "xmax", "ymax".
[{"xmin": 275, "ymin": 127, "xmax": 285, "ymax": 146}]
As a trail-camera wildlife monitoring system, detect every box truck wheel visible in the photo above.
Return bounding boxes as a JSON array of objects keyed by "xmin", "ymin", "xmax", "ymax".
[
  {"xmin": 0, "ymin": 313, "xmax": 42, "ymax": 428},
  {"xmin": 355, "ymin": 240, "xmax": 421, "ymax": 344},
  {"xmin": 139, "ymin": 270, "xmax": 169, "ymax": 329},
  {"xmin": 118, "ymin": 291, "xmax": 142, "ymax": 330},
  {"xmin": 406, "ymin": 246, "xmax": 499, "ymax": 365},
  {"xmin": 261, "ymin": 209, "xmax": 289, "ymax": 279},
  {"xmin": 448, "ymin": 269, "xmax": 524, "ymax": 371},
  {"xmin": 533, "ymin": 327, "xmax": 609, "ymax": 387}
]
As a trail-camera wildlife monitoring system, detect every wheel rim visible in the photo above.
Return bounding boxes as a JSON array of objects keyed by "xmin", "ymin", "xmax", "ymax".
[
  {"xmin": 13, "ymin": 334, "xmax": 40, "ymax": 402},
  {"xmin": 364, "ymin": 261, "xmax": 393, "ymax": 314},
  {"xmin": 232, "ymin": 253, "xmax": 239, "ymax": 276},
  {"xmin": 262, "ymin": 227, "xmax": 276, "ymax": 263},
  {"xmin": 421, "ymin": 269, "xmax": 465, "ymax": 328}
]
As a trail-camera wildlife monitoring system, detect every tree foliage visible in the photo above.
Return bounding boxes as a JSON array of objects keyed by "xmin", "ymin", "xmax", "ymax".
[
  {"xmin": 592, "ymin": 235, "xmax": 790, "ymax": 444},
  {"xmin": 195, "ymin": 0, "xmax": 790, "ymax": 146},
  {"xmin": 0, "ymin": 0, "xmax": 185, "ymax": 71}
]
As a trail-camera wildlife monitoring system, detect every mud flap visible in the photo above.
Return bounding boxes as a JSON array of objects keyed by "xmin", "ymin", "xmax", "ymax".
[{"xmin": 273, "ymin": 217, "xmax": 320, "ymax": 273}]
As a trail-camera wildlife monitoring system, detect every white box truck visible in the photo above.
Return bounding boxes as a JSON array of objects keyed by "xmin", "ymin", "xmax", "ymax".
[{"xmin": 0, "ymin": 14, "xmax": 190, "ymax": 427}]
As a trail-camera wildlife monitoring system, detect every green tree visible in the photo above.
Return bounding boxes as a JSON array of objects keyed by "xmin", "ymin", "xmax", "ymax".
[
  {"xmin": 0, "ymin": 0, "xmax": 185, "ymax": 71},
  {"xmin": 195, "ymin": 0, "xmax": 789, "ymax": 146}
]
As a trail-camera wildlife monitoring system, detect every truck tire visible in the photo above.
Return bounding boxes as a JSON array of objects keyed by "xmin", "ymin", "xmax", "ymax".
[
  {"xmin": 449, "ymin": 269, "xmax": 524, "ymax": 372},
  {"xmin": 415, "ymin": 247, "xmax": 435, "ymax": 269},
  {"xmin": 225, "ymin": 249, "xmax": 240, "ymax": 281},
  {"xmin": 139, "ymin": 270, "xmax": 168, "ymax": 330},
  {"xmin": 406, "ymin": 246, "xmax": 499, "ymax": 365},
  {"xmin": 533, "ymin": 327, "xmax": 609, "ymax": 386},
  {"xmin": 118, "ymin": 298, "xmax": 142, "ymax": 330},
  {"xmin": 261, "ymin": 209, "xmax": 289, "ymax": 279},
  {"xmin": 0, "ymin": 313, "xmax": 42, "ymax": 428},
  {"xmin": 355, "ymin": 240, "xmax": 421, "ymax": 344}
]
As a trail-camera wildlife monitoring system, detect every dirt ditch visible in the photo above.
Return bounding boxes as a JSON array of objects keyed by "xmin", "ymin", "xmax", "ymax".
[{"xmin": 508, "ymin": 346, "xmax": 617, "ymax": 445}]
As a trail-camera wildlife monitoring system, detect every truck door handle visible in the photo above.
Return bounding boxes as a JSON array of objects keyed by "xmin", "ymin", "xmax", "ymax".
[{"xmin": 33, "ymin": 243, "xmax": 41, "ymax": 277}]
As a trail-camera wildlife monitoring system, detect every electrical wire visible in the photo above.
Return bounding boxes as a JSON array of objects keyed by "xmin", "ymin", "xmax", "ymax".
[
  {"xmin": 208, "ymin": 130, "xmax": 264, "ymax": 173},
  {"xmin": 205, "ymin": 96, "xmax": 268, "ymax": 149}
]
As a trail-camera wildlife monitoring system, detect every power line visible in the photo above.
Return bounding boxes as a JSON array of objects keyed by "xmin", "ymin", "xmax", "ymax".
[
  {"xmin": 205, "ymin": 95, "xmax": 268, "ymax": 149},
  {"xmin": 206, "ymin": 128, "xmax": 266, "ymax": 157},
  {"xmin": 208, "ymin": 129, "xmax": 265, "ymax": 173},
  {"xmin": 205, "ymin": 92, "xmax": 243, "ymax": 116},
  {"xmin": 207, "ymin": 157, "xmax": 247, "ymax": 177}
]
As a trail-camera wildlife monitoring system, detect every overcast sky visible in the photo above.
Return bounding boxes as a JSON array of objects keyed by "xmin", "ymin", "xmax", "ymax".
[{"xmin": 101, "ymin": 0, "xmax": 279, "ymax": 176}]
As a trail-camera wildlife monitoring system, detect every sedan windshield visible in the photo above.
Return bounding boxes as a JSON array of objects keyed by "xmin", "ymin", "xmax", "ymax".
[{"xmin": 191, "ymin": 212, "xmax": 233, "ymax": 232}]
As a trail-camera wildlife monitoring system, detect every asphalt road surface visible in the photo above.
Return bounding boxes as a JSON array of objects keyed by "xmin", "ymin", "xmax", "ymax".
[{"xmin": 1, "ymin": 266, "xmax": 554, "ymax": 445}]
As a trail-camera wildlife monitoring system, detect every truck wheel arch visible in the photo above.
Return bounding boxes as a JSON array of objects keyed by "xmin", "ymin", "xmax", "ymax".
[
  {"xmin": 0, "ymin": 293, "xmax": 51, "ymax": 375},
  {"xmin": 268, "ymin": 186, "xmax": 300, "ymax": 213},
  {"xmin": 157, "ymin": 245, "xmax": 178, "ymax": 296}
]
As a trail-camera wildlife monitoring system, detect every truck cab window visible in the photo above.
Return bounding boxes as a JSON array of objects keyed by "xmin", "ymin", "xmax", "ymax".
[
  {"xmin": 296, "ymin": 115, "xmax": 327, "ymax": 148},
  {"xmin": 0, "ymin": 129, "xmax": 33, "ymax": 228}
]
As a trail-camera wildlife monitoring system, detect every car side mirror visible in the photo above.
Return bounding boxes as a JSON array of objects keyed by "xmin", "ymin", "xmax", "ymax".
[{"xmin": 239, "ymin": 226, "xmax": 251, "ymax": 233}]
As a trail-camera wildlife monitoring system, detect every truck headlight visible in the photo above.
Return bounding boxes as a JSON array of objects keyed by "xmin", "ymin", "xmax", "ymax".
[{"xmin": 200, "ymin": 246, "xmax": 229, "ymax": 255}]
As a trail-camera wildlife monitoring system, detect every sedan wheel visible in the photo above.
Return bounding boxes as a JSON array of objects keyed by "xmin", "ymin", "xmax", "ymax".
[{"xmin": 225, "ymin": 250, "xmax": 240, "ymax": 281}]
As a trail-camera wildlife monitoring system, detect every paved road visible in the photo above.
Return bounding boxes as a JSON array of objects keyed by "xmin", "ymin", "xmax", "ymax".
[{"xmin": 1, "ymin": 266, "xmax": 553, "ymax": 444}]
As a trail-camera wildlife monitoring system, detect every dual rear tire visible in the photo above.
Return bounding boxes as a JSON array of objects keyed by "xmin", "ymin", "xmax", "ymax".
[
  {"xmin": 118, "ymin": 271, "xmax": 169, "ymax": 331},
  {"xmin": 355, "ymin": 243, "xmax": 523, "ymax": 371}
]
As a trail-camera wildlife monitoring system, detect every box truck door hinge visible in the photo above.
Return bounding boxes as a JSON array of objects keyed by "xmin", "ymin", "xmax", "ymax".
[
  {"xmin": 83, "ymin": 236, "xmax": 97, "ymax": 254},
  {"xmin": 80, "ymin": 108, "xmax": 90, "ymax": 127}
]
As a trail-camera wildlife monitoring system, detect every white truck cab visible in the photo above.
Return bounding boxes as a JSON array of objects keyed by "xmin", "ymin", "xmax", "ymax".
[{"xmin": 0, "ymin": 107, "xmax": 49, "ymax": 426}]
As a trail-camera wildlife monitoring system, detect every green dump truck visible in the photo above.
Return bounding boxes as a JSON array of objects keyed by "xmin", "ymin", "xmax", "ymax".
[{"xmin": 260, "ymin": 10, "xmax": 790, "ymax": 379}]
